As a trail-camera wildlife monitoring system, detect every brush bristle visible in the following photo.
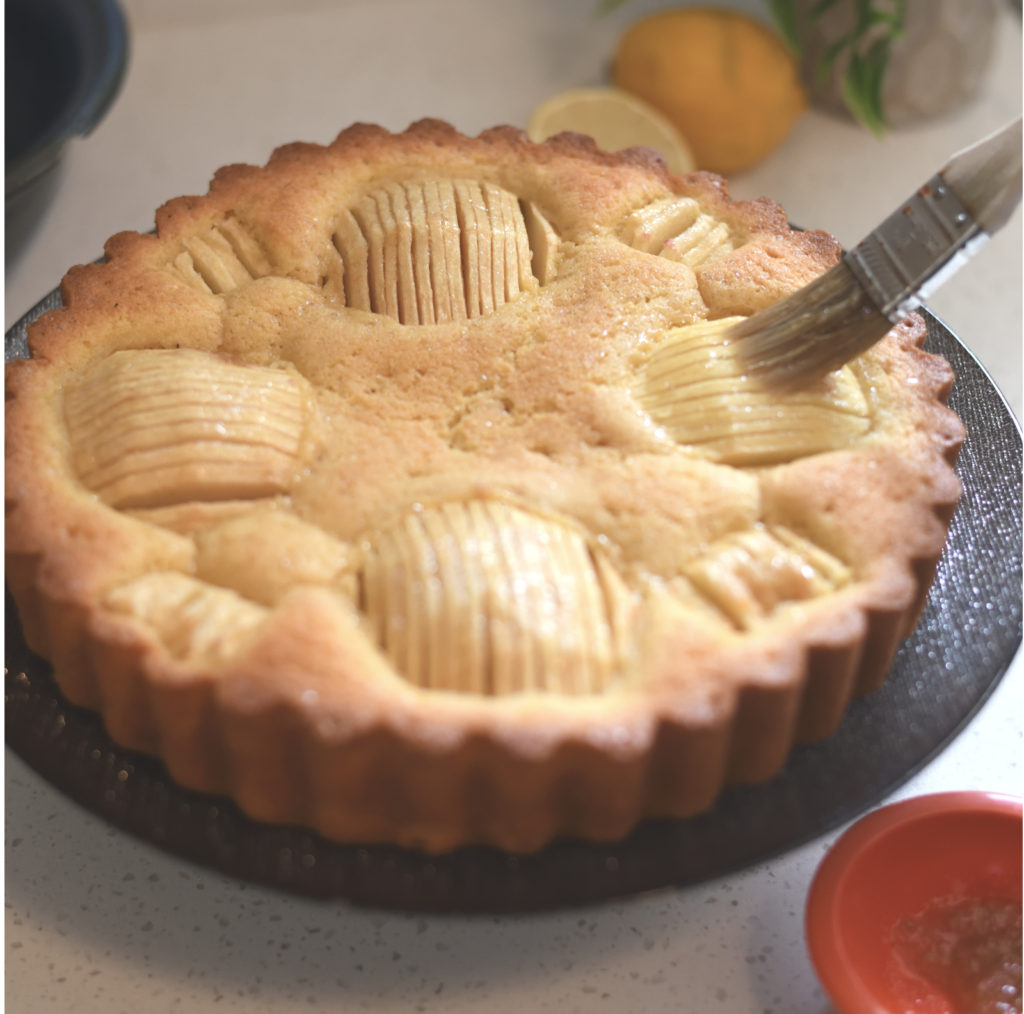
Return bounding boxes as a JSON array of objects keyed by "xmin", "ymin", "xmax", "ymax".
[{"xmin": 728, "ymin": 260, "xmax": 893, "ymax": 389}]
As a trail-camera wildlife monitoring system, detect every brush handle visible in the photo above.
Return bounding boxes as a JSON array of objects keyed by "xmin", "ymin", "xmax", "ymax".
[
  {"xmin": 943, "ymin": 117, "xmax": 1023, "ymax": 235},
  {"xmin": 843, "ymin": 118, "xmax": 1022, "ymax": 323}
]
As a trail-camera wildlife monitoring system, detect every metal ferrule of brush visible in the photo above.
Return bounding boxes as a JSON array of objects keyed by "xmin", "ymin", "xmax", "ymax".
[{"xmin": 842, "ymin": 173, "xmax": 988, "ymax": 323}]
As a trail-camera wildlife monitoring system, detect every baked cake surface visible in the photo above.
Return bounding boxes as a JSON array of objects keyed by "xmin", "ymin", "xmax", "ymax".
[{"xmin": 5, "ymin": 120, "xmax": 964, "ymax": 853}]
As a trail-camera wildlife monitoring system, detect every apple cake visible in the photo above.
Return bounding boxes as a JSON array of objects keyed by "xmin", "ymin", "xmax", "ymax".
[{"xmin": 5, "ymin": 119, "xmax": 964, "ymax": 853}]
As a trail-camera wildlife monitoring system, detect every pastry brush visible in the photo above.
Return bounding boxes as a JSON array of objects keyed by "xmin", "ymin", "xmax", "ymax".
[{"xmin": 730, "ymin": 117, "xmax": 1022, "ymax": 388}]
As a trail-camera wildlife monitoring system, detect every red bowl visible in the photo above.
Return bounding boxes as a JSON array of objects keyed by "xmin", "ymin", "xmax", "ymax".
[{"xmin": 805, "ymin": 792, "xmax": 1022, "ymax": 1014}]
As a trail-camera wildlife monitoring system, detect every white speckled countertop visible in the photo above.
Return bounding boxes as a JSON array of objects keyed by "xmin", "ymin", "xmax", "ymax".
[{"xmin": 6, "ymin": 2, "xmax": 1021, "ymax": 1011}]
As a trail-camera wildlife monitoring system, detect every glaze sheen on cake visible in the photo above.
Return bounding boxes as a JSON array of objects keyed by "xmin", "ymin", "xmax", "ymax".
[{"xmin": 5, "ymin": 120, "xmax": 964, "ymax": 853}]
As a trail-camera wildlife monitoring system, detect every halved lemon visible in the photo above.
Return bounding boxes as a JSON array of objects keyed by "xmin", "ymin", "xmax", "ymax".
[{"xmin": 526, "ymin": 87, "xmax": 697, "ymax": 176}]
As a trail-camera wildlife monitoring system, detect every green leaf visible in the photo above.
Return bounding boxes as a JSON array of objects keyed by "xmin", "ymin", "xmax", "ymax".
[
  {"xmin": 841, "ymin": 38, "xmax": 891, "ymax": 135},
  {"xmin": 817, "ymin": 29, "xmax": 857, "ymax": 83},
  {"xmin": 862, "ymin": 8, "xmax": 903, "ymax": 32},
  {"xmin": 861, "ymin": 34, "xmax": 893, "ymax": 103},
  {"xmin": 852, "ymin": 0, "xmax": 875, "ymax": 31},
  {"xmin": 893, "ymin": 0, "xmax": 907, "ymax": 31},
  {"xmin": 767, "ymin": 0, "xmax": 802, "ymax": 52}
]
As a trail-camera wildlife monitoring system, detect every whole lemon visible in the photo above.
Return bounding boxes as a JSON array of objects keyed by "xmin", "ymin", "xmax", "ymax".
[{"xmin": 612, "ymin": 7, "xmax": 807, "ymax": 175}]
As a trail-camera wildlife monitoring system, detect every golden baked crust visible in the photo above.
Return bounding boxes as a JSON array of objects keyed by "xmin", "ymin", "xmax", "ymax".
[{"xmin": 5, "ymin": 120, "xmax": 964, "ymax": 852}]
